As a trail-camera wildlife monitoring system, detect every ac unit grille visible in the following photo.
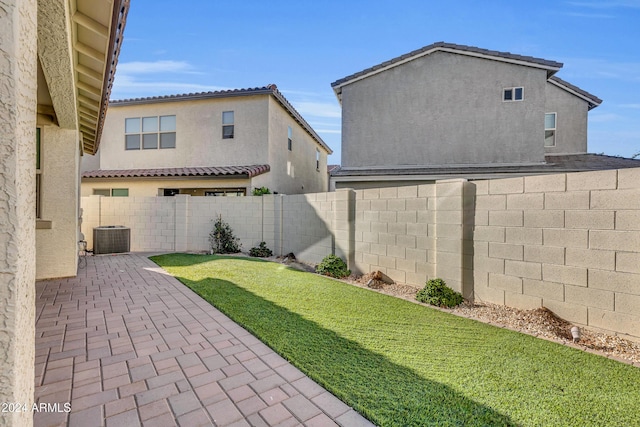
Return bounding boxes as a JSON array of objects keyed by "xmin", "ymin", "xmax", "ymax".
[{"xmin": 93, "ymin": 226, "xmax": 130, "ymax": 254}]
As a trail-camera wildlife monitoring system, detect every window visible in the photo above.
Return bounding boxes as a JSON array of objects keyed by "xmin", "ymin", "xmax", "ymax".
[
  {"xmin": 125, "ymin": 115, "xmax": 176, "ymax": 150},
  {"xmin": 316, "ymin": 149, "xmax": 320, "ymax": 171},
  {"xmin": 36, "ymin": 128, "xmax": 41, "ymax": 218},
  {"xmin": 111, "ymin": 189, "xmax": 129, "ymax": 197},
  {"xmin": 287, "ymin": 126, "xmax": 292, "ymax": 151},
  {"xmin": 93, "ymin": 189, "xmax": 111, "ymax": 196},
  {"xmin": 204, "ymin": 188, "xmax": 246, "ymax": 196},
  {"xmin": 93, "ymin": 188, "xmax": 129, "ymax": 197},
  {"xmin": 503, "ymin": 87, "xmax": 524, "ymax": 102},
  {"xmin": 545, "ymin": 113, "xmax": 557, "ymax": 147},
  {"xmin": 222, "ymin": 111, "xmax": 234, "ymax": 139},
  {"xmin": 163, "ymin": 189, "xmax": 180, "ymax": 196}
]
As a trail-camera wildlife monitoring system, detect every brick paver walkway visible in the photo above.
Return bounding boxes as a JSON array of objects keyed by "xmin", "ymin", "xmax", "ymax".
[{"xmin": 34, "ymin": 253, "xmax": 374, "ymax": 427}]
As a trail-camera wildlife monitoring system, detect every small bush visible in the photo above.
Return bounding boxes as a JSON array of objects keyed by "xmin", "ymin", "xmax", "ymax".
[
  {"xmin": 249, "ymin": 242, "xmax": 273, "ymax": 258},
  {"xmin": 316, "ymin": 255, "xmax": 351, "ymax": 278},
  {"xmin": 252, "ymin": 187, "xmax": 271, "ymax": 196},
  {"xmin": 209, "ymin": 215, "xmax": 241, "ymax": 254},
  {"xmin": 416, "ymin": 278, "xmax": 464, "ymax": 308}
]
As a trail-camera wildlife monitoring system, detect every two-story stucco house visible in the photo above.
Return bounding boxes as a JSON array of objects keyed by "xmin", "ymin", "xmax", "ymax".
[
  {"xmin": 330, "ymin": 42, "xmax": 640, "ymax": 189},
  {"xmin": 81, "ymin": 86, "xmax": 332, "ymax": 197},
  {"xmin": 0, "ymin": 0, "xmax": 128, "ymax": 421}
]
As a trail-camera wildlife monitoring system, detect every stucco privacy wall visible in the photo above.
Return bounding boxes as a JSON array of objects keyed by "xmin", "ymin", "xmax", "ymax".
[
  {"xmin": 81, "ymin": 167, "xmax": 640, "ymax": 339},
  {"xmin": 0, "ymin": 0, "xmax": 37, "ymax": 424}
]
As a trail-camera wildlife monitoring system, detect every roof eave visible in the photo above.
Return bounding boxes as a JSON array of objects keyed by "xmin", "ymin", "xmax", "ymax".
[{"xmin": 331, "ymin": 43, "xmax": 562, "ymax": 100}]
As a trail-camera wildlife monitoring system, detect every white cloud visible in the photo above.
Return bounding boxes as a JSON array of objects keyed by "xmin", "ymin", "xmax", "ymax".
[
  {"xmin": 561, "ymin": 58, "xmax": 640, "ymax": 82},
  {"xmin": 565, "ymin": 12, "xmax": 615, "ymax": 18},
  {"xmin": 111, "ymin": 74, "xmax": 226, "ymax": 99},
  {"xmin": 316, "ymin": 129, "xmax": 342, "ymax": 134},
  {"xmin": 567, "ymin": 0, "xmax": 640, "ymax": 8},
  {"xmin": 117, "ymin": 60, "xmax": 199, "ymax": 74},
  {"xmin": 293, "ymin": 101, "xmax": 342, "ymax": 119},
  {"xmin": 619, "ymin": 103, "xmax": 640, "ymax": 109},
  {"xmin": 589, "ymin": 112, "xmax": 623, "ymax": 123}
]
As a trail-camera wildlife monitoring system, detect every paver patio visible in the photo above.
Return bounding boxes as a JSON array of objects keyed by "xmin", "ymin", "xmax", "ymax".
[{"xmin": 34, "ymin": 253, "xmax": 373, "ymax": 427}]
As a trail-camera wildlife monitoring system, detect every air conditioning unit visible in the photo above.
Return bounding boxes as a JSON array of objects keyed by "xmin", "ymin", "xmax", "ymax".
[{"xmin": 93, "ymin": 226, "xmax": 130, "ymax": 255}]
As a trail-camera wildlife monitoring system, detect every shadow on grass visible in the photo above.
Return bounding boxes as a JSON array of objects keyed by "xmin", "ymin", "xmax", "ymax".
[{"xmin": 169, "ymin": 274, "xmax": 516, "ymax": 426}]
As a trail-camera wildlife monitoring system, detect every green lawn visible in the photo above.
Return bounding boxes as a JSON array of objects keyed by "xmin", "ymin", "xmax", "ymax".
[{"xmin": 151, "ymin": 253, "xmax": 640, "ymax": 427}]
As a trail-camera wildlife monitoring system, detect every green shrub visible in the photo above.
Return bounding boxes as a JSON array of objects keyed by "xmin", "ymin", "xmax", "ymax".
[
  {"xmin": 209, "ymin": 215, "xmax": 241, "ymax": 254},
  {"xmin": 252, "ymin": 187, "xmax": 271, "ymax": 196},
  {"xmin": 316, "ymin": 255, "xmax": 351, "ymax": 278},
  {"xmin": 249, "ymin": 242, "xmax": 273, "ymax": 257},
  {"xmin": 416, "ymin": 278, "xmax": 464, "ymax": 308}
]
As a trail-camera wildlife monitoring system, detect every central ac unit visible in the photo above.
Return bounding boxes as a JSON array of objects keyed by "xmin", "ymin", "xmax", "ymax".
[{"xmin": 93, "ymin": 226, "xmax": 130, "ymax": 254}]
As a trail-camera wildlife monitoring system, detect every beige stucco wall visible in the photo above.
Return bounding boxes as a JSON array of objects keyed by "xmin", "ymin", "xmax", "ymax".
[
  {"xmin": 36, "ymin": 124, "xmax": 80, "ymax": 279},
  {"xmin": 99, "ymin": 95, "xmax": 270, "ymax": 169},
  {"xmin": 0, "ymin": 0, "xmax": 37, "ymax": 424},
  {"xmin": 267, "ymin": 97, "xmax": 329, "ymax": 194},
  {"xmin": 91, "ymin": 94, "xmax": 328, "ymax": 195},
  {"xmin": 81, "ymin": 177, "xmax": 253, "ymax": 197}
]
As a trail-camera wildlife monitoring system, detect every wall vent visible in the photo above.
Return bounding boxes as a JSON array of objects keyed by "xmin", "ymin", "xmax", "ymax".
[{"xmin": 93, "ymin": 226, "xmax": 130, "ymax": 254}]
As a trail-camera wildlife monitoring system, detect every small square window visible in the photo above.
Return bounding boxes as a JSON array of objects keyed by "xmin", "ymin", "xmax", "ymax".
[
  {"xmin": 160, "ymin": 132, "xmax": 176, "ymax": 149},
  {"xmin": 142, "ymin": 116, "xmax": 158, "ymax": 132},
  {"xmin": 125, "ymin": 134, "xmax": 140, "ymax": 150},
  {"xmin": 514, "ymin": 87, "xmax": 523, "ymax": 100},
  {"xmin": 160, "ymin": 115, "xmax": 176, "ymax": 132},
  {"xmin": 142, "ymin": 133, "xmax": 158, "ymax": 149},
  {"xmin": 503, "ymin": 87, "xmax": 524, "ymax": 102},
  {"xmin": 222, "ymin": 125, "xmax": 234, "ymax": 139}
]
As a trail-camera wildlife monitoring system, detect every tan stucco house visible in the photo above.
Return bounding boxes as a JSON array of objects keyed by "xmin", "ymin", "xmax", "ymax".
[
  {"xmin": 81, "ymin": 87, "xmax": 332, "ymax": 197},
  {"xmin": 0, "ymin": 0, "xmax": 128, "ymax": 423},
  {"xmin": 330, "ymin": 42, "xmax": 640, "ymax": 189}
]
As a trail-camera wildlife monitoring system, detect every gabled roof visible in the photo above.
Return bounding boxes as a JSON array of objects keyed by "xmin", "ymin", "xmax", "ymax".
[
  {"xmin": 548, "ymin": 76, "xmax": 602, "ymax": 110},
  {"xmin": 110, "ymin": 85, "xmax": 332, "ymax": 154},
  {"xmin": 82, "ymin": 164, "xmax": 270, "ymax": 179},
  {"xmin": 331, "ymin": 41, "xmax": 564, "ymax": 99}
]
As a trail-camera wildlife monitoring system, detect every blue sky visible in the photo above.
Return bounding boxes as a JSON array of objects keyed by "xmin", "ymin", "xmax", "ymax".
[{"xmin": 111, "ymin": 0, "xmax": 640, "ymax": 164}]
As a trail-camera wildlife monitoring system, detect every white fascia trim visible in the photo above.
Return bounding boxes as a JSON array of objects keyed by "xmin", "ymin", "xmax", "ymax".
[{"xmin": 548, "ymin": 79, "xmax": 601, "ymax": 108}]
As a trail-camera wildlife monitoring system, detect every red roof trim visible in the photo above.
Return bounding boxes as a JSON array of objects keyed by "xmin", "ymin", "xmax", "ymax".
[{"xmin": 82, "ymin": 164, "xmax": 270, "ymax": 179}]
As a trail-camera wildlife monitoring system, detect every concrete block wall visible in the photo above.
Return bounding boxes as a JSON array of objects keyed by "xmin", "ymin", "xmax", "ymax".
[
  {"xmin": 281, "ymin": 192, "xmax": 336, "ymax": 264},
  {"xmin": 80, "ymin": 167, "xmax": 640, "ymax": 339},
  {"xmin": 353, "ymin": 184, "xmax": 437, "ymax": 287},
  {"xmin": 472, "ymin": 168, "xmax": 640, "ymax": 339}
]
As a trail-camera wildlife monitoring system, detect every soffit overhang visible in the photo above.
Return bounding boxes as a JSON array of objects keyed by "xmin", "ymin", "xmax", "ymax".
[{"xmin": 37, "ymin": 0, "xmax": 129, "ymax": 155}]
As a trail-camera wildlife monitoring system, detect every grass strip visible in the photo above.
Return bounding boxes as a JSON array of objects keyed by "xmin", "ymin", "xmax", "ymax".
[{"xmin": 152, "ymin": 253, "xmax": 640, "ymax": 426}]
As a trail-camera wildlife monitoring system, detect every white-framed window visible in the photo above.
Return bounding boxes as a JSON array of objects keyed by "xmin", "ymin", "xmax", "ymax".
[
  {"xmin": 545, "ymin": 112, "xmax": 557, "ymax": 147},
  {"xmin": 287, "ymin": 126, "xmax": 292, "ymax": 151},
  {"xmin": 316, "ymin": 149, "xmax": 320, "ymax": 171},
  {"xmin": 125, "ymin": 115, "xmax": 176, "ymax": 150},
  {"xmin": 503, "ymin": 87, "xmax": 524, "ymax": 102},
  {"xmin": 222, "ymin": 111, "xmax": 234, "ymax": 139},
  {"xmin": 36, "ymin": 128, "xmax": 42, "ymax": 218}
]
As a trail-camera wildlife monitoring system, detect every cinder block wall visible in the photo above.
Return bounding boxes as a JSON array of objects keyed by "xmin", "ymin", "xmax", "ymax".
[
  {"xmin": 472, "ymin": 168, "xmax": 640, "ymax": 339},
  {"xmin": 353, "ymin": 184, "xmax": 437, "ymax": 286},
  {"xmin": 80, "ymin": 167, "xmax": 640, "ymax": 339}
]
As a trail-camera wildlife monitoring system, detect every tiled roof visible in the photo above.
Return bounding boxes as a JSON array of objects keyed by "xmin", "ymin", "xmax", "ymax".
[
  {"xmin": 548, "ymin": 76, "xmax": 602, "ymax": 110},
  {"xmin": 82, "ymin": 164, "xmax": 270, "ymax": 179},
  {"xmin": 109, "ymin": 85, "xmax": 332, "ymax": 154},
  {"xmin": 331, "ymin": 154, "xmax": 640, "ymax": 177},
  {"xmin": 331, "ymin": 41, "xmax": 563, "ymax": 92}
]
